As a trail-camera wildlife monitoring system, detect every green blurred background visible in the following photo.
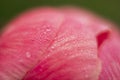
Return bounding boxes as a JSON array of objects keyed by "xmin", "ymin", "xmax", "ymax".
[{"xmin": 0, "ymin": 0, "xmax": 120, "ymax": 29}]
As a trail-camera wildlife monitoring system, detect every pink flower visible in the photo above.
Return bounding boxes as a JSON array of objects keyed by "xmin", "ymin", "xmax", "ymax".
[{"xmin": 0, "ymin": 7, "xmax": 120, "ymax": 80}]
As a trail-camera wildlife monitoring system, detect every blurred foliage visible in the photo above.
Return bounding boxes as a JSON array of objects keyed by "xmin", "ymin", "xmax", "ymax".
[{"xmin": 0, "ymin": 0, "xmax": 120, "ymax": 29}]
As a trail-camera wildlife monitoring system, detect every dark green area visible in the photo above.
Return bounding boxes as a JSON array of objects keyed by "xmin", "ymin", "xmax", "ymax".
[{"xmin": 0, "ymin": 0, "xmax": 120, "ymax": 29}]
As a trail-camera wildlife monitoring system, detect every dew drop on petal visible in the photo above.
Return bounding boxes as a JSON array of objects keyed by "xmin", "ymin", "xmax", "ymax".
[
  {"xmin": 51, "ymin": 46, "xmax": 55, "ymax": 49},
  {"xmin": 19, "ymin": 59, "xmax": 23, "ymax": 63},
  {"xmin": 43, "ymin": 31, "xmax": 47, "ymax": 34},
  {"xmin": 26, "ymin": 52, "xmax": 31, "ymax": 58},
  {"xmin": 46, "ymin": 28, "xmax": 51, "ymax": 32},
  {"xmin": 85, "ymin": 74, "xmax": 88, "ymax": 78}
]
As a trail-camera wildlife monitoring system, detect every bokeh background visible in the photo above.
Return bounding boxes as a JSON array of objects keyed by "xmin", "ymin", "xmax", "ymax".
[{"xmin": 0, "ymin": 0, "xmax": 120, "ymax": 29}]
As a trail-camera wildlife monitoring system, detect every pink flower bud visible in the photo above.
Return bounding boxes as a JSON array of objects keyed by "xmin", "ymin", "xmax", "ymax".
[{"xmin": 0, "ymin": 7, "xmax": 120, "ymax": 80}]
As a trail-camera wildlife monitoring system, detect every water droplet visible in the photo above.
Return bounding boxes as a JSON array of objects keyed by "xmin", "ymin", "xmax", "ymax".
[
  {"xmin": 26, "ymin": 52, "xmax": 31, "ymax": 58},
  {"xmin": 80, "ymin": 49, "xmax": 84, "ymax": 53},
  {"xmin": 43, "ymin": 31, "xmax": 47, "ymax": 34},
  {"xmin": 47, "ymin": 54, "xmax": 50, "ymax": 57},
  {"xmin": 46, "ymin": 28, "xmax": 51, "ymax": 32},
  {"xmin": 64, "ymin": 53, "xmax": 68, "ymax": 56},
  {"xmin": 40, "ymin": 64, "xmax": 44, "ymax": 68},
  {"xmin": 51, "ymin": 46, "xmax": 55, "ymax": 49},
  {"xmin": 85, "ymin": 74, "xmax": 89, "ymax": 78},
  {"xmin": 39, "ymin": 69, "xmax": 43, "ymax": 72},
  {"xmin": 19, "ymin": 59, "xmax": 23, "ymax": 63},
  {"xmin": 23, "ymin": 32, "xmax": 29, "ymax": 35},
  {"xmin": 43, "ymin": 28, "xmax": 51, "ymax": 34}
]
